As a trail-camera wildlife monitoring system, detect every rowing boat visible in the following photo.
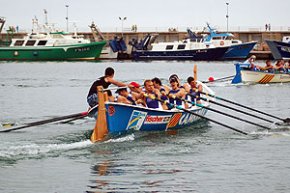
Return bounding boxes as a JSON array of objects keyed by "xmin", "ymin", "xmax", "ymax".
[
  {"xmin": 90, "ymin": 81, "xmax": 214, "ymax": 139},
  {"xmin": 231, "ymin": 63, "xmax": 290, "ymax": 84}
]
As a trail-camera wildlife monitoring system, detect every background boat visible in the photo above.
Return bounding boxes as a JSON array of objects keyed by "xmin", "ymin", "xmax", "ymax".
[
  {"xmin": 266, "ymin": 37, "xmax": 290, "ymax": 60},
  {"xmin": 232, "ymin": 63, "xmax": 290, "ymax": 84},
  {"xmin": 130, "ymin": 34, "xmax": 229, "ymax": 60},
  {"xmin": 0, "ymin": 18, "xmax": 106, "ymax": 61},
  {"xmin": 188, "ymin": 23, "xmax": 256, "ymax": 59}
]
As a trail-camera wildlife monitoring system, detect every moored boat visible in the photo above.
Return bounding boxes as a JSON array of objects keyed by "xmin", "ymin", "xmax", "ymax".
[
  {"xmin": 90, "ymin": 81, "xmax": 214, "ymax": 140},
  {"xmin": 266, "ymin": 38, "xmax": 290, "ymax": 60},
  {"xmin": 130, "ymin": 34, "xmax": 229, "ymax": 60},
  {"xmin": 231, "ymin": 63, "xmax": 290, "ymax": 84},
  {"xmin": 200, "ymin": 24, "xmax": 256, "ymax": 59},
  {"xmin": 0, "ymin": 19, "xmax": 106, "ymax": 61}
]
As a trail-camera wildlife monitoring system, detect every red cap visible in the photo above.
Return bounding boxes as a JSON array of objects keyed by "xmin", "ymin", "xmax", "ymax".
[{"xmin": 129, "ymin": 81, "xmax": 140, "ymax": 88}]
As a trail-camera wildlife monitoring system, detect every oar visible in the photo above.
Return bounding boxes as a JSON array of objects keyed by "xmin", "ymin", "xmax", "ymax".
[
  {"xmin": 179, "ymin": 97, "xmax": 271, "ymax": 130},
  {"xmin": 0, "ymin": 111, "xmax": 88, "ymax": 133},
  {"xmin": 145, "ymin": 94, "xmax": 248, "ymax": 135},
  {"xmin": 199, "ymin": 96, "xmax": 274, "ymax": 124},
  {"xmin": 199, "ymin": 91, "xmax": 290, "ymax": 123},
  {"xmin": 202, "ymin": 75, "xmax": 235, "ymax": 83}
]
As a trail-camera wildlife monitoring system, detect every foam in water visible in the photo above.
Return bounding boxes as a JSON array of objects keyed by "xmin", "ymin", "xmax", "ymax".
[
  {"xmin": 0, "ymin": 140, "xmax": 92, "ymax": 158},
  {"xmin": 104, "ymin": 134, "xmax": 135, "ymax": 143}
]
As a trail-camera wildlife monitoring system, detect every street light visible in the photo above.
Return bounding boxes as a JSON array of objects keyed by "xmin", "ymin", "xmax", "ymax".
[
  {"xmin": 226, "ymin": 2, "xmax": 229, "ymax": 32},
  {"xmin": 119, "ymin": 16, "xmax": 127, "ymax": 37},
  {"xmin": 65, "ymin": 5, "xmax": 69, "ymax": 32}
]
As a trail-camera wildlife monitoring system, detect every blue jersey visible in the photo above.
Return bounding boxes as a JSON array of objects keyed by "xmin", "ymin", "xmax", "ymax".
[
  {"xmin": 168, "ymin": 89, "xmax": 182, "ymax": 106},
  {"xmin": 188, "ymin": 88, "xmax": 200, "ymax": 103},
  {"xmin": 145, "ymin": 93, "xmax": 159, "ymax": 108}
]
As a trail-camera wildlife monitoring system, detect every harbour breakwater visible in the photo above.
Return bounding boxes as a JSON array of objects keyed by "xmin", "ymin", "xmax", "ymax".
[{"xmin": 1, "ymin": 30, "xmax": 290, "ymax": 59}]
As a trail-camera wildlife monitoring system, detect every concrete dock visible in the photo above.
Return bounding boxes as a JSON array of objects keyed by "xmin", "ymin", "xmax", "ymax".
[{"xmin": 1, "ymin": 30, "xmax": 290, "ymax": 59}]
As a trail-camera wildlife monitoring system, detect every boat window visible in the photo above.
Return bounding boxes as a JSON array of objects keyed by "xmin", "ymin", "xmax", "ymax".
[
  {"xmin": 14, "ymin": 40, "xmax": 25, "ymax": 46},
  {"xmin": 25, "ymin": 40, "xmax": 36, "ymax": 46},
  {"xmin": 37, "ymin": 40, "xmax": 47, "ymax": 46},
  {"xmin": 166, "ymin": 45, "xmax": 174, "ymax": 50},
  {"xmin": 213, "ymin": 37, "xmax": 222, "ymax": 40},
  {"xmin": 177, "ymin": 44, "xmax": 186, "ymax": 49},
  {"xmin": 232, "ymin": 40, "xmax": 239, "ymax": 44}
]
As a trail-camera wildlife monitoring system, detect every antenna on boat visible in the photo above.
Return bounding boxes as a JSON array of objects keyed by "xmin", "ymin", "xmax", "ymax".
[
  {"xmin": 0, "ymin": 16, "xmax": 5, "ymax": 33},
  {"xmin": 43, "ymin": 9, "xmax": 48, "ymax": 25}
]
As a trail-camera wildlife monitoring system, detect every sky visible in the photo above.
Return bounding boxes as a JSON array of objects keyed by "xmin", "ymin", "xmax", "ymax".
[{"xmin": 1, "ymin": 0, "xmax": 289, "ymax": 32}]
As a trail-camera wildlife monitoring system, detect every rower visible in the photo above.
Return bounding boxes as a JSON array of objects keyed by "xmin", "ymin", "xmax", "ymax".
[
  {"xmin": 151, "ymin": 77, "xmax": 170, "ymax": 101},
  {"xmin": 141, "ymin": 80, "xmax": 168, "ymax": 110},
  {"xmin": 115, "ymin": 87, "xmax": 136, "ymax": 105},
  {"xmin": 168, "ymin": 75, "xmax": 188, "ymax": 109},
  {"xmin": 186, "ymin": 76, "xmax": 202, "ymax": 105},
  {"xmin": 260, "ymin": 60, "xmax": 274, "ymax": 73}
]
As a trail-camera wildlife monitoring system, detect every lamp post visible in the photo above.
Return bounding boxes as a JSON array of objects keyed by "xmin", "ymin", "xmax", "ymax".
[
  {"xmin": 226, "ymin": 2, "xmax": 229, "ymax": 32},
  {"xmin": 119, "ymin": 16, "xmax": 127, "ymax": 37},
  {"xmin": 65, "ymin": 5, "xmax": 69, "ymax": 32}
]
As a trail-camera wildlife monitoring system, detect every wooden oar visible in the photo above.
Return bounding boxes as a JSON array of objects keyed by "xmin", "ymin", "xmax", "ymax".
[
  {"xmin": 0, "ymin": 111, "xmax": 88, "ymax": 133},
  {"xmin": 199, "ymin": 91, "xmax": 290, "ymax": 123},
  {"xmin": 145, "ymin": 94, "xmax": 248, "ymax": 135},
  {"xmin": 202, "ymin": 75, "xmax": 235, "ymax": 83},
  {"xmin": 199, "ymin": 96, "xmax": 274, "ymax": 123},
  {"xmin": 179, "ymin": 97, "xmax": 271, "ymax": 130}
]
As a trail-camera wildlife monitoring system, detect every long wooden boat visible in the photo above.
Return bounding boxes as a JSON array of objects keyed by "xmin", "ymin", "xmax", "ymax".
[
  {"xmin": 231, "ymin": 63, "xmax": 290, "ymax": 84},
  {"xmin": 90, "ymin": 82, "xmax": 214, "ymax": 141}
]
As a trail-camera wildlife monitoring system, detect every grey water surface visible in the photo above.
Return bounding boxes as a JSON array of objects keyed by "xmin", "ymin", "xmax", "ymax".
[{"xmin": 0, "ymin": 60, "xmax": 290, "ymax": 193}]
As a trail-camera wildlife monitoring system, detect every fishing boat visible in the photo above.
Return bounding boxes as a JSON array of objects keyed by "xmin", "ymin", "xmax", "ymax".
[
  {"xmin": 187, "ymin": 24, "xmax": 256, "ymax": 59},
  {"xmin": 130, "ymin": 34, "xmax": 229, "ymax": 60},
  {"xmin": 266, "ymin": 37, "xmax": 290, "ymax": 60},
  {"xmin": 0, "ymin": 19, "xmax": 106, "ymax": 61},
  {"xmin": 231, "ymin": 63, "xmax": 290, "ymax": 84},
  {"xmin": 90, "ymin": 81, "xmax": 214, "ymax": 141}
]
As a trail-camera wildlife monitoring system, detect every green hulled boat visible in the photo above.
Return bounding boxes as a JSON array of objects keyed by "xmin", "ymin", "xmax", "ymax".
[{"xmin": 0, "ymin": 32, "xmax": 106, "ymax": 60}]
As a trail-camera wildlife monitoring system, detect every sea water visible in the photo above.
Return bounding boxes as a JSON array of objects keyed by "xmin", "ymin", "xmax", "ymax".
[{"xmin": 0, "ymin": 60, "xmax": 290, "ymax": 193}]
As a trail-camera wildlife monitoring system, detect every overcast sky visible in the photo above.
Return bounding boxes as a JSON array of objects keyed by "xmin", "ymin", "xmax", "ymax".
[{"xmin": 1, "ymin": 0, "xmax": 289, "ymax": 32}]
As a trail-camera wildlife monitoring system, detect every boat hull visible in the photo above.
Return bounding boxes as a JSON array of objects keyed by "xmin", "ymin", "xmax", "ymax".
[
  {"xmin": 266, "ymin": 40, "xmax": 290, "ymax": 60},
  {"xmin": 0, "ymin": 41, "xmax": 106, "ymax": 60},
  {"xmin": 104, "ymin": 103, "xmax": 208, "ymax": 134},
  {"xmin": 241, "ymin": 70, "xmax": 290, "ymax": 83},
  {"xmin": 223, "ymin": 42, "xmax": 256, "ymax": 59},
  {"xmin": 131, "ymin": 47, "xmax": 228, "ymax": 60}
]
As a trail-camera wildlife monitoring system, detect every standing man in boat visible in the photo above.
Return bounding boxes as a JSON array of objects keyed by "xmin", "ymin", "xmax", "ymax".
[{"xmin": 87, "ymin": 67, "xmax": 127, "ymax": 107}]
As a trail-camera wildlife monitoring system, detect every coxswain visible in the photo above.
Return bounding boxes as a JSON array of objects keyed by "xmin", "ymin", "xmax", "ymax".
[{"xmin": 87, "ymin": 67, "xmax": 127, "ymax": 107}]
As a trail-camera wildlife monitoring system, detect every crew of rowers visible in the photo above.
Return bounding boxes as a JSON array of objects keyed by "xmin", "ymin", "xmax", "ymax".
[
  {"xmin": 245, "ymin": 55, "xmax": 290, "ymax": 73},
  {"xmin": 87, "ymin": 67, "xmax": 203, "ymax": 110}
]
